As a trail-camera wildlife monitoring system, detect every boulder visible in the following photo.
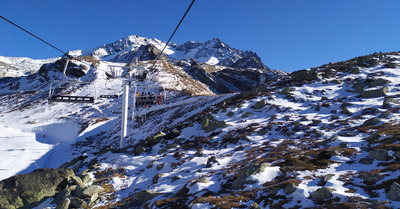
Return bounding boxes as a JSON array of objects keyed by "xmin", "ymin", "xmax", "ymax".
[
  {"xmin": 359, "ymin": 87, "xmax": 389, "ymax": 98},
  {"xmin": 206, "ymin": 156, "xmax": 219, "ymax": 168},
  {"xmin": 387, "ymin": 182, "xmax": 400, "ymax": 201},
  {"xmin": 318, "ymin": 174, "xmax": 333, "ymax": 186},
  {"xmin": 241, "ymin": 112, "xmax": 254, "ymax": 118},
  {"xmin": 135, "ymin": 190, "xmax": 163, "ymax": 205},
  {"xmin": 368, "ymin": 149, "xmax": 389, "ymax": 161},
  {"xmin": 134, "ymin": 145, "xmax": 146, "ymax": 155},
  {"xmin": 352, "ymin": 82, "xmax": 365, "ymax": 93},
  {"xmin": 253, "ymin": 99, "xmax": 267, "ymax": 109},
  {"xmin": 231, "ymin": 163, "xmax": 268, "ymax": 190},
  {"xmin": 359, "ymin": 172, "xmax": 384, "ymax": 185},
  {"xmin": 250, "ymin": 202, "xmax": 262, "ymax": 209},
  {"xmin": 359, "ymin": 158, "xmax": 374, "ymax": 165},
  {"xmin": 363, "ymin": 118, "xmax": 381, "ymax": 126},
  {"xmin": 146, "ymin": 131, "xmax": 166, "ymax": 145},
  {"xmin": 71, "ymin": 176, "xmax": 85, "ymax": 188},
  {"xmin": 69, "ymin": 197, "xmax": 87, "ymax": 208},
  {"xmin": 0, "ymin": 168, "xmax": 74, "ymax": 209},
  {"xmin": 51, "ymin": 188, "xmax": 71, "ymax": 205},
  {"xmin": 284, "ymin": 183, "xmax": 297, "ymax": 194},
  {"xmin": 227, "ymin": 111, "xmax": 235, "ymax": 117},
  {"xmin": 367, "ymin": 78, "xmax": 391, "ymax": 88},
  {"xmin": 204, "ymin": 119, "xmax": 227, "ymax": 133},
  {"xmin": 312, "ymin": 187, "xmax": 333, "ymax": 204},
  {"xmin": 82, "ymin": 185, "xmax": 105, "ymax": 197},
  {"xmin": 383, "ymin": 97, "xmax": 400, "ymax": 109},
  {"xmin": 290, "ymin": 69, "xmax": 319, "ymax": 81},
  {"xmin": 55, "ymin": 198, "xmax": 70, "ymax": 209}
]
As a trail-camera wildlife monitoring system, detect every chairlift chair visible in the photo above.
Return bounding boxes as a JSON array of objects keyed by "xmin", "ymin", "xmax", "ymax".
[{"xmin": 48, "ymin": 59, "xmax": 96, "ymax": 104}]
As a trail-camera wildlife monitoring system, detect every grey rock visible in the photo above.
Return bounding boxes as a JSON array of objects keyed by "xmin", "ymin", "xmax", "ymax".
[
  {"xmin": 71, "ymin": 176, "xmax": 85, "ymax": 188},
  {"xmin": 359, "ymin": 87, "xmax": 389, "ymax": 98},
  {"xmin": 312, "ymin": 187, "xmax": 333, "ymax": 204},
  {"xmin": 135, "ymin": 190, "xmax": 163, "ymax": 205},
  {"xmin": 55, "ymin": 198, "xmax": 70, "ymax": 209},
  {"xmin": 359, "ymin": 158, "xmax": 374, "ymax": 165},
  {"xmin": 383, "ymin": 97, "xmax": 400, "ymax": 109},
  {"xmin": 291, "ymin": 69, "xmax": 319, "ymax": 81},
  {"xmin": 82, "ymin": 185, "xmax": 105, "ymax": 197},
  {"xmin": 250, "ymin": 202, "xmax": 262, "ymax": 209},
  {"xmin": 284, "ymin": 183, "xmax": 297, "ymax": 194},
  {"xmin": 146, "ymin": 131, "xmax": 165, "ymax": 145},
  {"xmin": 318, "ymin": 174, "xmax": 333, "ymax": 186},
  {"xmin": 253, "ymin": 99, "xmax": 267, "ymax": 109},
  {"xmin": 387, "ymin": 182, "xmax": 400, "ymax": 201},
  {"xmin": 134, "ymin": 145, "xmax": 146, "ymax": 155},
  {"xmin": 51, "ymin": 188, "xmax": 71, "ymax": 205},
  {"xmin": 241, "ymin": 111, "xmax": 254, "ymax": 118},
  {"xmin": 204, "ymin": 119, "xmax": 227, "ymax": 133},
  {"xmin": 368, "ymin": 149, "xmax": 389, "ymax": 161},
  {"xmin": 206, "ymin": 156, "xmax": 219, "ymax": 168},
  {"xmin": 69, "ymin": 197, "xmax": 87, "ymax": 208},
  {"xmin": 352, "ymin": 82, "xmax": 365, "ymax": 93},
  {"xmin": 231, "ymin": 163, "xmax": 268, "ymax": 190},
  {"xmin": 359, "ymin": 173, "xmax": 384, "ymax": 185},
  {"xmin": 227, "ymin": 111, "xmax": 235, "ymax": 117},
  {"xmin": 363, "ymin": 118, "xmax": 381, "ymax": 126},
  {"xmin": 0, "ymin": 168, "xmax": 74, "ymax": 209},
  {"xmin": 152, "ymin": 173, "xmax": 164, "ymax": 184},
  {"xmin": 368, "ymin": 78, "xmax": 391, "ymax": 88}
]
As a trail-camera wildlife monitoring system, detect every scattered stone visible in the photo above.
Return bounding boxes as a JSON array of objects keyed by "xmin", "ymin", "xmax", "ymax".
[
  {"xmin": 82, "ymin": 185, "xmax": 105, "ymax": 197},
  {"xmin": 394, "ymin": 151, "xmax": 400, "ymax": 159},
  {"xmin": 269, "ymin": 187, "xmax": 280, "ymax": 195},
  {"xmin": 206, "ymin": 156, "xmax": 219, "ymax": 168},
  {"xmin": 312, "ymin": 187, "xmax": 333, "ymax": 204},
  {"xmin": 331, "ymin": 79, "xmax": 343, "ymax": 84},
  {"xmin": 55, "ymin": 198, "xmax": 70, "ymax": 209},
  {"xmin": 385, "ymin": 63, "xmax": 398, "ymax": 68},
  {"xmin": 253, "ymin": 99, "xmax": 267, "ymax": 109},
  {"xmin": 359, "ymin": 172, "xmax": 384, "ymax": 185},
  {"xmin": 227, "ymin": 111, "xmax": 235, "ymax": 117},
  {"xmin": 156, "ymin": 163, "xmax": 165, "ymax": 171},
  {"xmin": 135, "ymin": 190, "xmax": 163, "ymax": 205},
  {"xmin": 352, "ymin": 82, "xmax": 365, "ymax": 93},
  {"xmin": 152, "ymin": 173, "xmax": 164, "ymax": 184},
  {"xmin": 290, "ymin": 69, "xmax": 319, "ymax": 81},
  {"xmin": 368, "ymin": 149, "xmax": 389, "ymax": 161},
  {"xmin": 318, "ymin": 174, "xmax": 334, "ymax": 186},
  {"xmin": 146, "ymin": 131, "xmax": 166, "ymax": 145},
  {"xmin": 368, "ymin": 78, "xmax": 391, "ymax": 88},
  {"xmin": 363, "ymin": 118, "xmax": 381, "ymax": 126},
  {"xmin": 204, "ymin": 119, "xmax": 227, "ymax": 133},
  {"xmin": 134, "ymin": 145, "xmax": 146, "ymax": 155},
  {"xmin": 310, "ymin": 119, "xmax": 322, "ymax": 126},
  {"xmin": 284, "ymin": 183, "xmax": 297, "ymax": 194},
  {"xmin": 69, "ymin": 197, "xmax": 87, "ymax": 208},
  {"xmin": 387, "ymin": 182, "xmax": 400, "ymax": 201},
  {"xmin": 378, "ymin": 111, "xmax": 391, "ymax": 118},
  {"xmin": 171, "ymin": 176, "xmax": 181, "ymax": 182},
  {"xmin": 250, "ymin": 202, "xmax": 262, "ymax": 209},
  {"xmin": 241, "ymin": 111, "xmax": 254, "ymax": 118},
  {"xmin": 71, "ymin": 176, "xmax": 85, "ymax": 188},
  {"xmin": 231, "ymin": 163, "xmax": 268, "ymax": 190},
  {"xmin": 359, "ymin": 87, "xmax": 389, "ymax": 98},
  {"xmin": 383, "ymin": 97, "xmax": 400, "ymax": 109},
  {"xmin": 361, "ymin": 107, "xmax": 380, "ymax": 115},
  {"xmin": 359, "ymin": 158, "xmax": 374, "ymax": 165},
  {"xmin": 51, "ymin": 188, "xmax": 71, "ymax": 205},
  {"xmin": 341, "ymin": 108, "xmax": 352, "ymax": 116}
]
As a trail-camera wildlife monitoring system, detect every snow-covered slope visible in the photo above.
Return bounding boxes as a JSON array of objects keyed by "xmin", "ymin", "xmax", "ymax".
[{"xmin": 0, "ymin": 56, "xmax": 59, "ymax": 77}]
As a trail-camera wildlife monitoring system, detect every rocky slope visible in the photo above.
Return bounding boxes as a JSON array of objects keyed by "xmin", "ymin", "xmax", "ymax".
[{"xmin": 2, "ymin": 35, "xmax": 400, "ymax": 208}]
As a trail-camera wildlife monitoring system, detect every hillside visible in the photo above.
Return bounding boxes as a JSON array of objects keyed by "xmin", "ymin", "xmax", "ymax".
[{"xmin": 1, "ymin": 39, "xmax": 400, "ymax": 208}]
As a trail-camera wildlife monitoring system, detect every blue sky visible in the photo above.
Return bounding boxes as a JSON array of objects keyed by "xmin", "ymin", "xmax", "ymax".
[{"xmin": 1, "ymin": 0, "xmax": 399, "ymax": 72}]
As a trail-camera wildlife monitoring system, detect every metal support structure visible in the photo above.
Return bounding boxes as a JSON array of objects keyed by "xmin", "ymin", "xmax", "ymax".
[
  {"xmin": 120, "ymin": 81, "xmax": 129, "ymax": 149},
  {"xmin": 132, "ymin": 84, "xmax": 137, "ymax": 121}
]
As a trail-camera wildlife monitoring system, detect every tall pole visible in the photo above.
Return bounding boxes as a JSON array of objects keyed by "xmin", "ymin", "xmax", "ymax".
[{"xmin": 120, "ymin": 81, "xmax": 129, "ymax": 149}]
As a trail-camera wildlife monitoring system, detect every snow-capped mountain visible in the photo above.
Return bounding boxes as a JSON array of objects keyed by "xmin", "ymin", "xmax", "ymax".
[{"xmin": 83, "ymin": 35, "xmax": 268, "ymax": 69}]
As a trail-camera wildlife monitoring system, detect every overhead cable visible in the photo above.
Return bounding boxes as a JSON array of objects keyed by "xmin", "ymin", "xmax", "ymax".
[
  {"xmin": 0, "ymin": 15, "xmax": 72, "ymax": 58},
  {"xmin": 151, "ymin": 0, "xmax": 195, "ymax": 69}
]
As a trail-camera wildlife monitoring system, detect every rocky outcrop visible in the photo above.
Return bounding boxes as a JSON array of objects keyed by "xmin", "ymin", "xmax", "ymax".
[
  {"xmin": 387, "ymin": 182, "xmax": 400, "ymax": 201},
  {"xmin": 312, "ymin": 187, "xmax": 333, "ymax": 204},
  {"xmin": 290, "ymin": 69, "xmax": 319, "ymax": 81},
  {"xmin": 231, "ymin": 163, "xmax": 268, "ymax": 190},
  {"xmin": 0, "ymin": 168, "xmax": 74, "ymax": 209}
]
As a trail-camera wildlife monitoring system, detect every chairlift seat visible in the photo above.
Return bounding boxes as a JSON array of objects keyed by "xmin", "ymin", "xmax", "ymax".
[
  {"xmin": 48, "ymin": 95, "xmax": 94, "ymax": 103},
  {"xmin": 100, "ymin": 95, "xmax": 119, "ymax": 99}
]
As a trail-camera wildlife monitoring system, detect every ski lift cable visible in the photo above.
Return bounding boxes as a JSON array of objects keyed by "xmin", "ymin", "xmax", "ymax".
[
  {"xmin": 150, "ymin": 0, "xmax": 195, "ymax": 70},
  {"xmin": 0, "ymin": 15, "xmax": 72, "ymax": 59}
]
